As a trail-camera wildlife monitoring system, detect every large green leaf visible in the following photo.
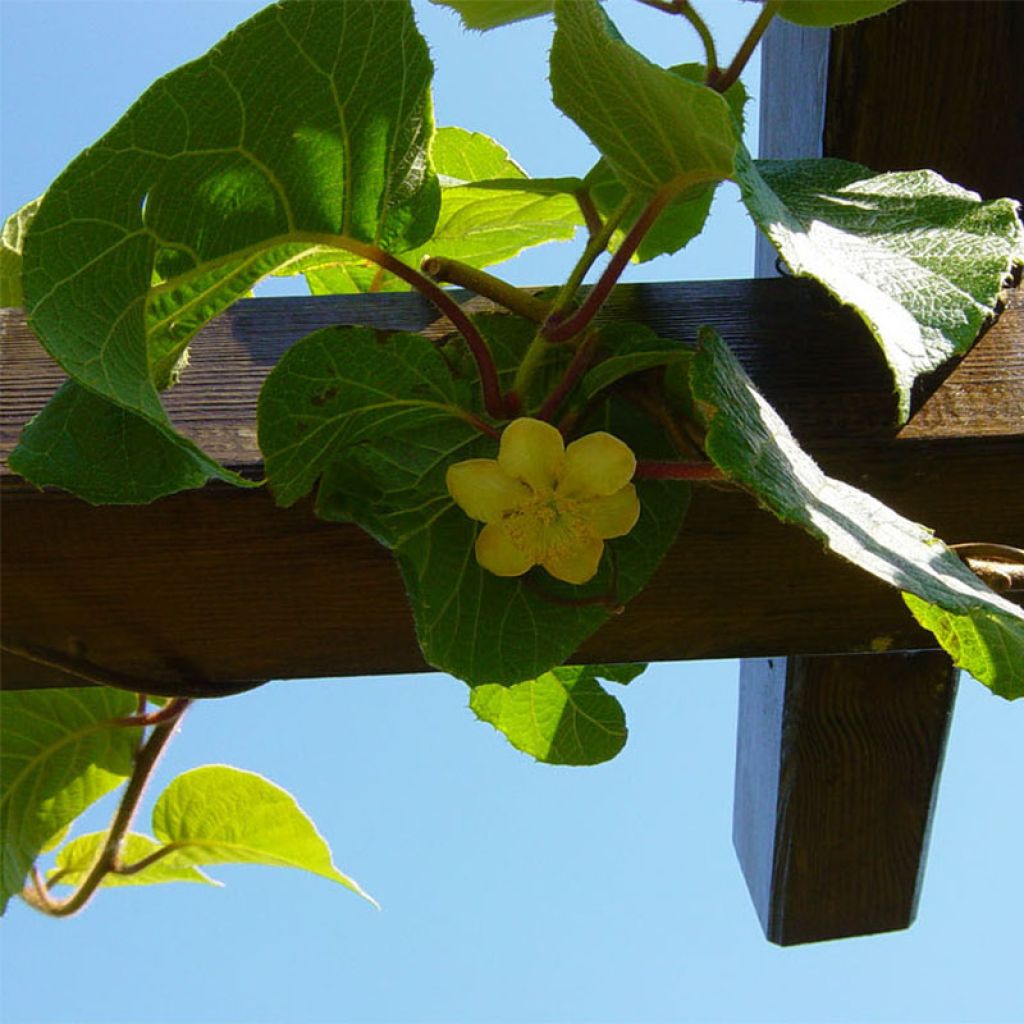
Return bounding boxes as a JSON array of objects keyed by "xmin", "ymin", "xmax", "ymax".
[
  {"xmin": 298, "ymin": 127, "xmax": 584, "ymax": 295},
  {"xmin": 430, "ymin": 0, "xmax": 554, "ymax": 30},
  {"xmin": 581, "ymin": 324, "xmax": 693, "ymax": 400},
  {"xmin": 49, "ymin": 832, "xmax": 220, "ymax": 889},
  {"xmin": 777, "ymin": 1, "xmax": 903, "ymax": 27},
  {"xmin": 260, "ymin": 316, "xmax": 688, "ymax": 685},
  {"xmin": 735, "ymin": 149, "xmax": 1024, "ymax": 421},
  {"xmin": 470, "ymin": 663, "xmax": 645, "ymax": 765},
  {"xmin": 151, "ymin": 766, "xmax": 374, "ymax": 903},
  {"xmin": 0, "ymin": 198, "xmax": 39, "ymax": 307},
  {"xmin": 690, "ymin": 326, "xmax": 1024, "ymax": 699},
  {"xmin": 0, "ymin": 687, "xmax": 140, "ymax": 914},
  {"xmin": 8, "ymin": 382, "xmax": 216, "ymax": 504},
  {"xmin": 20, "ymin": 0, "xmax": 438, "ymax": 492},
  {"xmin": 550, "ymin": 1, "xmax": 737, "ymax": 200}
]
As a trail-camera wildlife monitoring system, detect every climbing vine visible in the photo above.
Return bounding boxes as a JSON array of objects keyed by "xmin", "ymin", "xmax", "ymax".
[{"xmin": 2, "ymin": 0, "xmax": 1022, "ymax": 919}]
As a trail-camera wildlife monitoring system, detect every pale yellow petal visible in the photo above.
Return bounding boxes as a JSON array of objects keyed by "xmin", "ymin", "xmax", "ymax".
[
  {"xmin": 586, "ymin": 484, "xmax": 641, "ymax": 539},
  {"xmin": 541, "ymin": 534, "xmax": 604, "ymax": 585},
  {"xmin": 560, "ymin": 432, "xmax": 636, "ymax": 497},
  {"xmin": 498, "ymin": 418, "xmax": 565, "ymax": 494},
  {"xmin": 475, "ymin": 523, "xmax": 535, "ymax": 577},
  {"xmin": 447, "ymin": 460, "xmax": 530, "ymax": 523}
]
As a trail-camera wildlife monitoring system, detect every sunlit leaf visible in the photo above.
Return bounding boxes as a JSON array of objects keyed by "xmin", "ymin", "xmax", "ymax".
[
  {"xmin": 0, "ymin": 198, "xmax": 39, "ymax": 307},
  {"xmin": 152, "ymin": 766, "xmax": 374, "ymax": 904},
  {"xmin": 470, "ymin": 664, "xmax": 645, "ymax": 765},
  {"xmin": 736, "ymin": 149, "xmax": 1024, "ymax": 421},
  {"xmin": 49, "ymin": 832, "xmax": 220, "ymax": 888},
  {"xmin": 777, "ymin": 1, "xmax": 903, "ymax": 27},
  {"xmin": 0, "ymin": 687, "xmax": 139, "ymax": 914},
  {"xmin": 690, "ymin": 325, "xmax": 1024, "ymax": 699}
]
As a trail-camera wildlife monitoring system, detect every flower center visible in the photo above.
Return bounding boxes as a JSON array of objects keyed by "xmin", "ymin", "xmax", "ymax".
[{"xmin": 501, "ymin": 495, "xmax": 591, "ymax": 558}]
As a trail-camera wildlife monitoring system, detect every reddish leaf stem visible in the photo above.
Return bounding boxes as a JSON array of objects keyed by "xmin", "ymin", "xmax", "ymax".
[
  {"xmin": 634, "ymin": 460, "xmax": 724, "ymax": 481},
  {"xmin": 536, "ymin": 330, "xmax": 601, "ymax": 425}
]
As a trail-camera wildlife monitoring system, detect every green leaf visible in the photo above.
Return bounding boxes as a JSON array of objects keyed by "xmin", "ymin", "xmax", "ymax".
[
  {"xmin": 903, "ymin": 597, "xmax": 1024, "ymax": 701},
  {"xmin": 430, "ymin": 0, "xmax": 554, "ymax": 30},
  {"xmin": 550, "ymin": 2, "xmax": 737, "ymax": 199},
  {"xmin": 735, "ymin": 149, "xmax": 1024, "ymax": 421},
  {"xmin": 261, "ymin": 315, "xmax": 688, "ymax": 685},
  {"xmin": 49, "ymin": 832, "xmax": 220, "ymax": 888},
  {"xmin": 0, "ymin": 687, "xmax": 139, "ymax": 914},
  {"xmin": 299, "ymin": 128, "xmax": 584, "ymax": 295},
  {"xmin": 582, "ymin": 325, "xmax": 693, "ymax": 400},
  {"xmin": 1, "ymin": 198, "xmax": 40, "ymax": 307},
  {"xmin": 8, "ymin": 381, "xmax": 217, "ymax": 504},
  {"xmin": 777, "ymin": 1, "xmax": 903, "ymax": 27},
  {"xmin": 151, "ymin": 765, "xmax": 374, "ymax": 904},
  {"xmin": 690, "ymin": 326, "xmax": 1024, "ymax": 699},
  {"xmin": 21, "ymin": 0, "xmax": 437, "ymax": 489},
  {"xmin": 470, "ymin": 664, "xmax": 645, "ymax": 765},
  {"xmin": 258, "ymin": 326, "xmax": 477, "ymax": 508}
]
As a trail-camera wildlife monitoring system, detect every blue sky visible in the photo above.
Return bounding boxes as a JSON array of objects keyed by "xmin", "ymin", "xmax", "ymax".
[{"xmin": 1, "ymin": 3, "xmax": 1022, "ymax": 1023}]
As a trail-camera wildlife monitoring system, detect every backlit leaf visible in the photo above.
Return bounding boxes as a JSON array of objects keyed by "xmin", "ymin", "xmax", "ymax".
[
  {"xmin": 690, "ymin": 326, "xmax": 1024, "ymax": 699},
  {"xmin": 0, "ymin": 687, "xmax": 139, "ymax": 914},
  {"xmin": 430, "ymin": 0, "xmax": 554, "ymax": 30},
  {"xmin": 0, "ymin": 198, "xmax": 39, "ymax": 308},
  {"xmin": 49, "ymin": 832, "xmax": 220, "ymax": 888},
  {"xmin": 151, "ymin": 766, "xmax": 374, "ymax": 904},
  {"xmin": 777, "ymin": 1, "xmax": 903, "ymax": 27}
]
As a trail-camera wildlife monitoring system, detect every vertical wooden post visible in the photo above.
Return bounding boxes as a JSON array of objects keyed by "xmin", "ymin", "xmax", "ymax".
[{"xmin": 733, "ymin": 653, "xmax": 958, "ymax": 945}]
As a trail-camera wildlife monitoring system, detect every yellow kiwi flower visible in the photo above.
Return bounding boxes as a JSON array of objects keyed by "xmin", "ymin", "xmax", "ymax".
[{"xmin": 446, "ymin": 418, "xmax": 641, "ymax": 585}]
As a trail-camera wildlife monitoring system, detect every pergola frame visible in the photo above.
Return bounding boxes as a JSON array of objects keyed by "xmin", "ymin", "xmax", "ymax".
[{"xmin": 1, "ymin": 2, "xmax": 1021, "ymax": 944}]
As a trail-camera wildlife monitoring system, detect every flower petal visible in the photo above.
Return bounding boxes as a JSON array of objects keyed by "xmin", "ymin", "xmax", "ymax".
[
  {"xmin": 541, "ymin": 534, "xmax": 604, "ymax": 585},
  {"xmin": 475, "ymin": 523, "xmax": 536, "ymax": 577},
  {"xmin": 586, "ymin": 485, "xmax": 641, "ymax": 539},
  {"xmin": 447, "ymin": 460, "xmax": 530, "ymax": 523},
  {"xmin": 498, "ymin": 418, "xmax": 565, "ymax": 494},
  {"xmin": 560, "ymin": 432, "xmax": 636, "ymax": 497}
]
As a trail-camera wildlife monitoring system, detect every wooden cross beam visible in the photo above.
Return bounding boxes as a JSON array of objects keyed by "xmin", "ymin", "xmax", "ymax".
[
  {"xmin": 733, "ymin": 1, "xmax": 1022, "ymax": 945},
  {"xmin": 0, "ymin": 0, "xmax": 1019, "ymax": 948}
]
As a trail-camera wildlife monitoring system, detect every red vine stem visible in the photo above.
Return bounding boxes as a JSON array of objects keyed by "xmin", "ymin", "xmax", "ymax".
[
  {"xmin": 339, "ymin": 239, "xmax": 505, "ymax": 419},
  {"xmin": 542, "ymin": 185, "xmax": 680, "ymax": 343},
  {"xmin": 634, "ymin": 460, "xmax": 724, "ymax": 481},
  {"xmin": 536, "ymin": 330, "xmax": 601, "ymax": 425}
]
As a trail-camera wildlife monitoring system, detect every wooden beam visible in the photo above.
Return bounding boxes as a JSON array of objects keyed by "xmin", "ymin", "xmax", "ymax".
[
  {"xmin": 731, "ymin": 0, "xmax": 1020, "ymax": 946},
  {"xmin": 2, "ymin": 280, "xmax": 1022, "ymax": 694},
  {"xmin": 732, "ymin": 651, "xmax": 958, "ymax": 946}
]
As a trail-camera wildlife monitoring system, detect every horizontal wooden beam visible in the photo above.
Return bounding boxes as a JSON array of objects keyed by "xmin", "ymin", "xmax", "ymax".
[{"xmin": 2, "ymin": 278, "xmax": 1022, "ymax": 694}]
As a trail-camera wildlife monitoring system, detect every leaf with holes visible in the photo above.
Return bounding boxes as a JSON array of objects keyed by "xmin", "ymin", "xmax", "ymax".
[
  {"xmin": 0, "ymin": 687, "xmax": 140, "ymax": 914},
  {"xmin": 151, "ymin": 766, "xmax": 374, "ymax": 904},
  {"xmin": 19, "ymin": 0, "xmax": 438, "ymax": 497},
  {"xmin": 735, "ymin": 148, "xmax": 1024, "ymax": 421},
  {"xmin": 690, "ymin": 326, "xmax": 1024, "ymax": 699},
  {"xmin": 470, "ymin": 663, "xmax": 646, "ymax": 765}
]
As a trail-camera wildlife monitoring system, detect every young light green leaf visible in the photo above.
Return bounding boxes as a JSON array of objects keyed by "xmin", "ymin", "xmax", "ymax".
[
  {"xmin": 690, "ymin": 326, "xmax": 1024, "ymax": 699},
  {"xmin": 430, "ymin": 0, "xmax": 553, "ymax": 30},
  {"xmin": 297, "ymin": 127, "xmax": 584, "ymax": 295},
  {"xmin": 151, "ymin": 766, "xmax": 375, "ymax": 904},
  {"xmin": 21, "ymin": 0, "xmax": 438, "ymax": 489},
  {"xmin": 735, "ymin": 149, "xmax": 1024, "ymax": 421},
  {"xmin": 470, "ymin": 665, "xmax": 641, "ymax": 765},
  {"xmin": 903, "ymin": 597, "xmax": 1023, "ymax": 700},
  {"xmin": 550, "ymin": 1, "xmax": 737, "ymax": 199},
  {"xmin": 777, "ymin": 1, "xmax": 903, "ymax": 27},
  {"xmin": 8, "ymin": 382, "xmax": 217, "ymax": 504},
  {"xmin": 0, "ymin": 687, "xmax": 140, "ymax": 914},
  {"xmin": 49, "ymin": 832, "xmax": 221, "ymax": 889},
  {"xmin": 1, "ymin": 198, "xmax": 40, "ymax": 307}
]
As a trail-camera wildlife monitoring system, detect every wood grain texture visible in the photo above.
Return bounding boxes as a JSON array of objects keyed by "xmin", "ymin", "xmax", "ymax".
[
  {"xmin": 2, "ymin": 280, "xmax": 1021, "ymax": 694},
  {"xmin": 733, "ymin": 652, "xmax": 958, "ymax": 946}
]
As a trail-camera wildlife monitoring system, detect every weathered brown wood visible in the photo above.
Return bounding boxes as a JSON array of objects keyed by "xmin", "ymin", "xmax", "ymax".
[
  {"xmin": 2, "ymin": 280, "xmax": 1022, "ymax": 693},
  {"xmin": 826, "ymin": 1, "xmax": 1024, "ymax": 203},
  {"xmin": 731, "ymin": 0, "xmax": 1021, "ymax": 947},
  {"xmin": 732, "ymin": 651, "xmax": 958, "ymax": 946}
]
